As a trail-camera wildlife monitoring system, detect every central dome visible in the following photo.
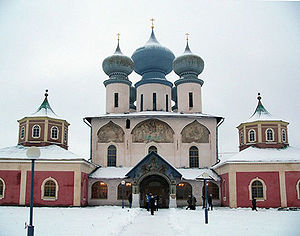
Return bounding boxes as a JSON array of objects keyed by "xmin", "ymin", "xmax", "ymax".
[{"xmin": 131, "ymin": 29, "xmax": 175, "ymax": 80}]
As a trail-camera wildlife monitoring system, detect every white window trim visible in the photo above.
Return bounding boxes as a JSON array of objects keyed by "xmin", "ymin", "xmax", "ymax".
[
  {"xmin": 240, "ymin": 132, "xmax": 244, "ymax": 145},
  {"xmin": 20, "ymin": 126, "xmax": 25, "ymax": 139},
  {"xmin": 41, "ymin": 177, "xmax": 59, "ymax": 201},
  {"xmin": 248, "ymin": 129, "xmax": 256, "ymax": 142},
  {"xmin": 296, "ymin": 179, "xmax": 300, "ymax": 200},
  {"xmin": 266, "ymin": 128, "xmax": 274, "ymax": 142},
  {"xmin": 51, "ymin": 126, "xmax": 59, "ymax": 140},
  {"xmin": 249, "ymin": 177, "xmax": 267, "ymax": 201},
  {"xmin": 0, "ymin": 178, "xmax": 5, "ymax": 199},
  {"xmin": 32, "ymin": 125, "xmax": 41, "ymax": 138},
  {"xmin": 282, "ymin": 129, "xmax": 286, "ymax": 143}
]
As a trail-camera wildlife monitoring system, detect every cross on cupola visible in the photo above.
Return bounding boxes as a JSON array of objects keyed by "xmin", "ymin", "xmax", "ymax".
[{"xmin": 150, "ymin": 18, "xmax": 155, "ymax": 29}]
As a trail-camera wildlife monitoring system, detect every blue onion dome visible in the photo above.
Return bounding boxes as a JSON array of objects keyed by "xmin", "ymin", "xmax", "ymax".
[
  {"xmin": 102, "ymin": 39, "xmax": 134, "ymax": 80},
  {"xmin": 173, "ymin": 41, "xmax": 204, "ymax": 79},
  {"xmin": 131, "ymin": 29, "xmax": 175, "ymax": 81}
]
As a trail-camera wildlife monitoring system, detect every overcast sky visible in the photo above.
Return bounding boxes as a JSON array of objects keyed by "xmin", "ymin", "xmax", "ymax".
[{"xmin": 0, "ymin": 1, "xmax": 299, "ymax": 159}]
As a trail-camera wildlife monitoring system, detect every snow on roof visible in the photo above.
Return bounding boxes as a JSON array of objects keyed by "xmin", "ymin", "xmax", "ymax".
[
  {"xmin": 214, "ymin": 146, "xmax": 300, "ymax": 168},
  {"xmin": 0, "ymin": 145, "xmax": 87, "ymax": 161},
  {"xmin": 89, "ymin": 166, "xmax": 220, "ymax": 181}
]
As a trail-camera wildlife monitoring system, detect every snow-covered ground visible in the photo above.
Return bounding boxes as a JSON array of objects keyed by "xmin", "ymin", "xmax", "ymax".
[{"xmin": 1, "ymin": 206, "xmax": 299, "ymax": 236}]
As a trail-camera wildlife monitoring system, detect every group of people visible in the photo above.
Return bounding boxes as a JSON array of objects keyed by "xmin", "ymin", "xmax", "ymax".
[
  {"xmin": 186, "ymin": 194, "xmax": 214, "ymax": 211},
  {"xmin": 146, "ymin": 193, "xmax": 160, "ymax": 215}
]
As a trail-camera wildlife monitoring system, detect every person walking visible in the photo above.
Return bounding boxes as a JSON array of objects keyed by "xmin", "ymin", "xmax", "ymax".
[
  {"xmin": 146, "ymin": 193, "xmax": 151, "ymax": 211},
  {"xmin": 208, "ymin": 194, "xmax": 213, "ymax": 211},
  {"xmin": 191, "ymin": 195, "xmax": 197, "ymax": 210},
  {"xmin": 252, "ymin": 198, "xmax": 257, "ymax": 211},
  {"xmin": 128, "ymin": 193, "xmax": 132, "ymax": 208},
  {"xmin": 150, "ymin": 195, "xmax": 156, "ymax": 215}
]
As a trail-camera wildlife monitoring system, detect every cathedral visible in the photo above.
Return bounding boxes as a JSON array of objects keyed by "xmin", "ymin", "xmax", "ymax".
[{"xmin": 0, "ymin": 26, "xmax": 299, "ymax": 208}]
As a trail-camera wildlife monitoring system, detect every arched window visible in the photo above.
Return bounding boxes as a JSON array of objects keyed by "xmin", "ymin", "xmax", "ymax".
[
  {"xmin": 282, "ymin": 129, "xmax": 286, "ymax": 142},
  {"xmin": 32, "ymin": 125, "xmax": 40, "ymax": 138},
  {"xmin": 202, "ymin": 182, "xmax": 219, "ymax": 199},
  {"xmin": 20, "ymin": 126, "xmax": 25, "ymax": 139},
  {"xmin": 249, "ymin": 130, "xmax": 256, "ymax": 142},
  {"xmin": 42, "ymin": 178, "xmax": 58, "ymax": 200},
  {"xmin": 251, "ymin": 180, "xmax": 264, "ymax": 199},
  {"xmin": 64, "ymin": 128, "xmax": 67, "ymax": 143},
  {"xmin": 296, "ymin": 179, "xmax": 300, "ymax": 200},
  {"xmin": 176, "ymin": 182, "xmax": 192, "ymax": 200},
  {"xmin": 222, "ymin": 179, "xmax": 227, "ymax": 202},
  {"xmin": 117, "ymin": 182, "xmax": 132, "ymax": 200},
  {"xmin": 189, "ymin": 146, "xmax": 199, "ymax": 168},
  {"xmin": 266, "ymin": 128, "xmax": 274, "ymax": 141},
  {"xmin": 148, "ymin": 146, "xmax": 157, "ymax": 154},
  {"xmin": 51, "ymin": 126, "xmax": 58, "ymax": 139},
  {"xmin": 240, "ymin": 131, "xmax": 244, "ymax": 144},
  {"xmin": 91, "ymin": 181, "xmax": 107, "ymax": 199},
  {"xmin": 107, "ymin": 145, "xmax": 116, "ymax": 167},
  {"xmin": 0, "ymin": 178, "xmax": 5, "ymax": 199}
]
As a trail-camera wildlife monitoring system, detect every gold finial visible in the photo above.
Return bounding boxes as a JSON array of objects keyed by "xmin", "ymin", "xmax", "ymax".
[
  {"xmin": 45, "ymin": 89, "xmax": 48, "ymax": 98},
  {"xmin": 150, "ymin": 18, "xmax": 155, "ymax": 29},
  {"xmin": 117, "ymin": 33, "xmax": 120, "ymax": 42},
  {"xmin": 185, "ymin": 33, "xmax": 189, "ymax": 41}
]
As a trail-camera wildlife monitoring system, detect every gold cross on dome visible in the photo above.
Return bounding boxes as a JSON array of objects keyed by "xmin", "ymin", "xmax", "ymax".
[
  {"xmin": 185, "ymin": 33, "xmax": 189, "ymax": 41},
  {"xmin": 150, "ymin": 18, "xmax": 155, "ymax": 29}
]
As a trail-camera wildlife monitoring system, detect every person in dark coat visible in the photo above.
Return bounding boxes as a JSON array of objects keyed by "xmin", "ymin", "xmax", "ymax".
[
  {"xmin": 150, "ymin": 195, "xmax": 156, "ymax": 215},
  {"xmin": 208, "ymin": 194, "xmax": 213, "ymax": 211},
  {"xmin": 186, "ymin": 195, "xmax": 192, "ymax": 210},
  {"xmin": 128, "ymin": 193, "xmax": 132, "ymax": 208},
  {"xmin": 252, "ymin": 198, "xmax": 257, "ymax": 211},
  {"xmin": 202, "ymin": 195, "xmax": 205, "ymax": 209}
]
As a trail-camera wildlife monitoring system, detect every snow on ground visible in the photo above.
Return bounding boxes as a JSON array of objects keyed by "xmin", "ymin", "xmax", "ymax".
[{"xmin": 1, "ymin": 206, "xmax": 299, "ymax": 236}]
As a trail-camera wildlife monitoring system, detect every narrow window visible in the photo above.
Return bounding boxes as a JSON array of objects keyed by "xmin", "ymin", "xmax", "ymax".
[
  {"xmin": 64, "ymin": 128, "xmax": 67, "ymax": 143},
  {"xmin": 189, "ymin": 146, "xmax": 199, "ymax": 168},
  {"xmin": 51, "ymin": 126, "xmax": 58, "ymax": 139},
  {"xmin": 166, "ymin": 94, "xmax": 169, "ymax": 112},
  {"xmin": 251, "ymin": 180, "xmax": 263, "ymax": 199},
  {"xmin": 140, "ymin": 94, "xmax": 143, "ymax": 111},
  {"xmin": 176, "ymin": 182, "xmax": 192, "ymax": 200},
  {"xmin": 297, "ymin": 180, "xmax": 300, "ymax": 199},
  {"xmin": 153, "ymin": 93, "xmax": 157, "ymax": 111},
  {"xmin": 0, "ymin": 179, "xmax": 4, "ymax": 198},
  {"xmin": 282, "ymin": 129, "xmax": 286, "ymax": 142},
  {"xmin": 148, "ymin": 146, "xmax": 157, "ymax": 154},
  {"xmin": 249, "ymin": 130, "xmax": 255, "ymax": 142},
  {"xmin": 189, "ymin": 92, "xmax": 193, "ymax": 108},
  {"xmin": 32, "ymin": 125, "xmax": 40, "ymax": 138},
  {"xmin": 266, "ymin": 128, "xmax": 274, "ymax": 141},
  {"xmin": 20, "ymin": 126, "xmax": 25, "ymax": 139},
  {"xmin": 126, "ymin": 119, "xmax": 130, "ymax": 129},
  {"xmin": 240, "ymin": 132, "xmax": 244, "ymax": 144},
  {"xmin": 107, "ymin": 145, "xmax": 117, "ymax": 167},
  {"xmin": 44, "ymin": 180, "xmax": 56, "ymax": 198},
  {"xmin": 91, "ymin": 181, "xmax": 107, "ymax": 199},
  {"xmin": 114, "ymin": 93, "xmax": 119, "ymax": 108}
]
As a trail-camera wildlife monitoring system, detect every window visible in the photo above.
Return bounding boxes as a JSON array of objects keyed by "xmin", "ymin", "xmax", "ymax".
[
  {"xmin": 126, "ymin": 119, "xmax": 130, "ymax": 129},
  {"xmin": 148, "ymin": 146, "xmax": 157, "ymax": 153},
  {"xmin": 249, "ymin": 179, "xmax": 266, "ymax": 200},
  {"xmin": 114, "ymin": 93, "xmax": 119, "ymax": 108},
  {"xmin": 189, "ymin": 146, "xmax": 199, "ymax": 168},
  {"xmin": 117, "ymin": 182, "xmax": 132, "ymax": 200},
  {"xmin": 140, "ymin": 94, "xmax": 143, "ymax": 111},
  {"xmin": 249, "ymin": 129, "xmax": 256, "ymax": 142},
  {"xmin": 91, "ymin": 181, "xmax": 107, "ymax": 199},
  {"xmin": 32, "ymin": 125, "xmax": 40, "ymax": 138},
  {"xmin": 0, "ymin": 178, "xmax": 5, "ymax": 199},
  {"xmin": 42, "ymin": 178, "xmax": 58, "ymax": 200},
  {"xmin": 203, "ymin": 182, "xmax": 219, "ymax": 199},
  {"xmin": 266, "ymin": 128, "xmax": 274, "ymax": 141},
  {"xmin": 166, "ymin": 94, "xmax": 169, "ymax": 112},
  {"xmin": 240, "ymin": 131, "xmax": 244, "ymax": 144},
  {"xmin": 107, "ymin": 145, "xmax": 116, "ymax": 167},
  {"xmin": 20, "ymin": 126, "xmax": 25, "ymax": 139},
  {"xmin": 297, "ymin": 179, "xmax": 300, "ymax": 200},
  {"xmin": 176, "ymin": 182, "xmax": 192, "ymax": 200},
  {"xmin": 282, "ymin": 129, "xmax": 286, "ymax": 142},
  {"xmin": 51, "ymin": 126, "xmax": 58, "ymax": 139},
  {"xmin": 189, "ymin": 92, "xmax": 193, "ymax": 108},
  {"xmin": 64, "ymin": 128, "xmax": 67, "ymax": 143},
  {"xmin": 153, "ymin": 93, "xmax": 157, "ymax": 111},
  {"xmin": 222, "ymin": 180, "xmax": 227, "ymax": 202}
]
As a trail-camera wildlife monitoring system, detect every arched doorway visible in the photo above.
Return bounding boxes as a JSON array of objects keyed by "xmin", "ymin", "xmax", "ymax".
[{"xmin": 139, "ymin": 175, "xmax": 170, "ymax": 208}]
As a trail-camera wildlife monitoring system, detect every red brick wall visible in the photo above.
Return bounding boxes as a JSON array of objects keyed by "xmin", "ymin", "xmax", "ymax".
[
  {"xmin": 25, "ymin": 171, "xmax": 74, "ymax": 206},
  {"xmin": 0, "ymin": 170, "xmax": 21, "ymax": 205},
  {"xmin": 236, "ymin": 171, "xmax": 281, "ymax": 208},
  {"xmin": 285, "ymin": 171, "xmax": 300, "ymax": 207},
  {"xmin": 81, "ymin": 173, "xmax": 88, "ymax": 206},
  {"xmin": 220, "ymin": 173, "xmax": 229, "ymax": 206}
]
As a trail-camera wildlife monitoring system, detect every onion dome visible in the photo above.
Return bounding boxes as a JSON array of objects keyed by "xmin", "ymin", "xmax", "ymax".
[
  {"xmin": 173, "ymin": 35, "xmax": 204, "ymax": 85},
  {"xmin": 131, "ymin": 28, "xmax": 175, "ymax": 86},
  {"xmin": 102, "ymin": 36, "xmax": 134, "ymax": 84}
]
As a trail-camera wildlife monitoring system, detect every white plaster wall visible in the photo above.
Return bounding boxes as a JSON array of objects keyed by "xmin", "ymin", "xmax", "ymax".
[
  {"xmin": 136, "ymin": 84, "xmax": 171, "ymax": 112},
  {"xmin": 106, "ymin": 83, "xmax": 130, "ymax": 114},
  {"xmin": 177, "ymin": 83, "xmax": 202, "ymax": 113}
]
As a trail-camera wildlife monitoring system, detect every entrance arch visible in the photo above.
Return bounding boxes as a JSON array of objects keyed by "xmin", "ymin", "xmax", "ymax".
[{"xmin": 139, "ymin": 175, "xmax": 170, "ymax": 208}]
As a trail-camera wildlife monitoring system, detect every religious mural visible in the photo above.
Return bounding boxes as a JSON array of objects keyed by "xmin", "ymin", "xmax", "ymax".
[
  {"xmin": 131, "ymin": 119, "xmax": 174, "ymax": 143},
  {"xmin": 97, "ymin": 121, "xmax": 124, "ymax": 143},
  {"xmin": 181, "ymin": 120, "xmax": 210, "ymax": 143}
]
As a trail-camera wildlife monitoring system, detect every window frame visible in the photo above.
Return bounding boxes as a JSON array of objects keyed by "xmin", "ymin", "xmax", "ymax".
[
  {"xmin": 240, "ymin": 131, "xmax": 244, "ymax": 144},
  {"xmin": 189, "ymin": 92, "xmax": 193, "ymax": 108},
  {"xmin": 266, "ymin": 128, "xmax": 274, "ymax": 142},
  {"xmin": 248, "ymin": 129, "xmax": 256, "ymax": 142},
  {"xmin": 148, "ymin": 146, "xmax": 158, "ymax": 154},
  {"xmin": 282, "ymin": 129, "xmax": 286, "ymax": 142},
  {"xmin": 296, "ymin": 179, "xmax": 300, "ymax": 200},
  {"xmin": 153, "ymin": 93, "xmax": 157, "ymax": 111},
  {"xmin": 51, "ymin": 126, "xmax": 59, "ymax": 140},
  {"xmin": 140, "ymin": 94, "xmax": 143, "ymax": 111},
  {"xmin": 32, "ymin": 125, "xmax": 41, "ymax": 138},
  {"xmin": 189, "ymin": 146, "xmax": 199, "ymax": 168},
  {"xmin": 107, "ymin": 145, "xmax": 117, "ymax": 167},
  {"xmin": 249, "ymin": 178, "xmax": 267, "ymax": 201},
  {"xmin": 114, "ymin": 93, "xmax": 119, "ymax": 108},
  {"xmin": 64, "ymin": 128, "xmax": 67, "ymax": 143},
  {"xmin": 41, "ymin": 177, "xmax": 59, "ymax": 201},
  {"xmin": 20, "ymin": 126, "xmax": 25, "ymax": 139},
  {"xmin": 91, "ymin": 181, "xmax": 108, "ymax": 199},
  {"xmin": 0, "ymin": 178, "xmax": 5, "ymax": 199}
]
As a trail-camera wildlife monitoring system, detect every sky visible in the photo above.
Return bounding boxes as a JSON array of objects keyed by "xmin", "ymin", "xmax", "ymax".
[{"xmin": 0, "ymin": 0, "xmax": 299, "ymax": 159}]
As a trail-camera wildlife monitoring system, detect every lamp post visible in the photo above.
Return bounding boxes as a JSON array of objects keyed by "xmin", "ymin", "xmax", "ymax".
[
  {"xmin": 196, "ymin": 172, "xmax": 212, "ymax": 224},
  {"xmin": 26, "ymin": 147, "xmax": 40, "ymax": 236},
  {"xmin": 121, "ymin": 180, "xmax": 125, "ymax": 209}
]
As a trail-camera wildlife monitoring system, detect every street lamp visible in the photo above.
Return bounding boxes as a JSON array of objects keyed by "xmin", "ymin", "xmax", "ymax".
[
  {"xmin": 26, "ymin": 146, "xmax": 40, "ymax": 236},
  {"xmin": 121, "ymin": 180, "xmax": 125, "ymax": 209},
  {"xmin": 196, "ymin": 172, "xmax": 213, "ymax": 224}
]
